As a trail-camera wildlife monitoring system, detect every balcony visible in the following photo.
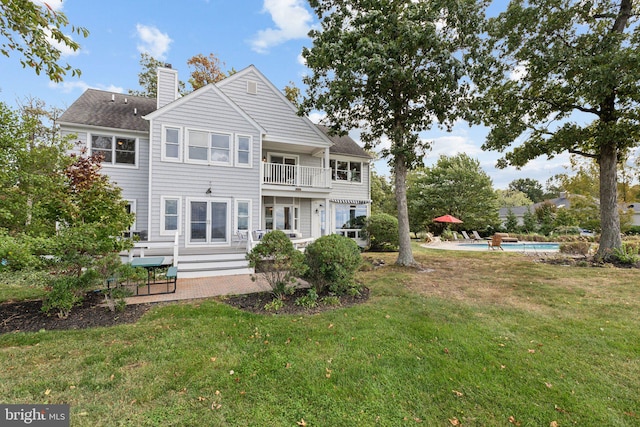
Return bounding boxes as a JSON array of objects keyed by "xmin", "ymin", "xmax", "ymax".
[{"xmin": 262, "ymin": 162, "xmax": 331, "ymax": 189}]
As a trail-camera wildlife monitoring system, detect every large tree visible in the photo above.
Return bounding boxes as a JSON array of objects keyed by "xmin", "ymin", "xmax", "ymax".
[
  {"xmin": 0, "ymin": 0, "xmax": 88, "ymax": 82},
  {"xmin": 478, "ymin": 0, "xmax": 639, "ymax": 260},
  {"xmin": 301, "ymin": 0, "xmax": 487, "ymax": 266},
  {"xmin": 407, "ymin": 154, "xmax": 500, "ymax": 233},
  {"xmin": 508, "ymin": 178, "xmax": 545, "ymax": 203}
]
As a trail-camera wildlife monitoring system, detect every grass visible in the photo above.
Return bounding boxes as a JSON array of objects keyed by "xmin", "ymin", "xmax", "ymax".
[{"xmin": 1, "ymin": 245, "xmax": 639, "ymax": 426}]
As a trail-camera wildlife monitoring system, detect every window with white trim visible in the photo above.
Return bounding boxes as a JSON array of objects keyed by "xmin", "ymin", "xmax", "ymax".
[
  {"xmin": 163, "ymin": 126, "xmax": 181, "ymax": 161},
  {"xmin": 236, "ymin": 200, "xmax": 251, "ymax": 232},
  {"xmin": 236, "ymin": 135, "xmax": 251, "ymax": 166},
  {"xmin": 161, "ymin": 197, "xmax": 181, "ymax": 235},
  {"xmin": 91, "ymin": 134, "xmax": 137, "ymax": 166},
  {"xmin": 186, "ymin": 129, "xmax": 232, "ymax": 165},
  {"xmin": 330, "ymin": 159, "xmax": 362, "ymax": 182}
]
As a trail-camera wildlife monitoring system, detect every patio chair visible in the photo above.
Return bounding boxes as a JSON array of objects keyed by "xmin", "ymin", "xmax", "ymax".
[
  {"xmin": 472, "ymin": 230, "xmax": 483, "ymax": 241},
  {"xmin": 461, "ymin": 231, "xmax": 473, "ymax": 241},
  {"xmin": 488, "ymin": 234, "xmax": 504, "ymax": 250}
]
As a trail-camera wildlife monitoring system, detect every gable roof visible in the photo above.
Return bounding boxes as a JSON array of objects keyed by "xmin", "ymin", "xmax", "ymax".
[
  {"xmin": 143, "ymin": 83, "xmax": 266, "ymax": 134},
  {"xmin": 217, "ymin": 65, "xmax": 332, "ymax": 148},
  {"xmin": 316, "ymin": 125, "xmax": 372, "ymax": 159},
  {"xmin": 57, "ymin": 89, "xmax": 155, "ymax": 132}
]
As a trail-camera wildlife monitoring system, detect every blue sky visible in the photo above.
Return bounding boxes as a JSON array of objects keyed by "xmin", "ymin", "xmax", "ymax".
[{"xmin": 0, "ymin": 0, "xmax": 577, "ymax": 189}]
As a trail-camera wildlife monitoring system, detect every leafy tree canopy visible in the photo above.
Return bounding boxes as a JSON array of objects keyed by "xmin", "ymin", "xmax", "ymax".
[
  {"xmin": 301, "ymin": 0, "xmax": 488, "ymax": 266},
  {"xmin": 477, "ymin": 0, "xmax": 639, "ymax": 258},
  {"xmin": 496, "ymin": 189, "xmax": 533, "ymax": 208},
  {"xmin": 508, "ymin": 178, "xmax": 545, "ymax": 203},
  {"xmin": 407, "ymin": 154, "xmax": 500, "ymax": 233},
  {"xmin": 0, "ymin": 0, "xmax": 88, "ymax": 82}
]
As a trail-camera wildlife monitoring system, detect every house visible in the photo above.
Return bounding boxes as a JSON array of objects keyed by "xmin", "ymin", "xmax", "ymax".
[
  {"xmin": 499, "ymin": 192, "xmax": 572, "ymax": 226},
  {"xmin": 58, "ymin": 65, "xmax": 372, "ymax": 277}
]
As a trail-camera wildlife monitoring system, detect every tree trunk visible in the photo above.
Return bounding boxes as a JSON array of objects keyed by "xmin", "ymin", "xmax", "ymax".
[
  {"xmin": 394, "ymin": 153, "xmax": 417, "ymax": 266},
  {"xmin": 596, "ymin": 142, "xmax": 622, "ymax": 260}
]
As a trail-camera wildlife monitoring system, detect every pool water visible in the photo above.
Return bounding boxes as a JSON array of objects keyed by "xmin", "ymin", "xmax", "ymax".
[{"xmin": 459, "ymin": 242, "xmax": 560, "ymax": 251}]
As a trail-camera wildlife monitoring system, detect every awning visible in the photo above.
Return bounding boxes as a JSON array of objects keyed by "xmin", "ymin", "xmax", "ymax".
[{"xmin": 330, "ymin": 199, "xmax": 370, "ymax": 205}]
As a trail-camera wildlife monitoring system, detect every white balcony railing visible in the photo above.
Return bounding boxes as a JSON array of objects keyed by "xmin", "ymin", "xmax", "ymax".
[{"xmin": 262, "ymin": 162, "xmax": 331, "ymax": 189}]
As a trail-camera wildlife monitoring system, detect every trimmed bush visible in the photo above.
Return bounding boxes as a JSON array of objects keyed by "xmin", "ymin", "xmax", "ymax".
[
  {"xmin": 246, "ymin": 230, "xmax": 307, "ymax": 298},
  {"xmin": 304, "ymin": 234, "xmax": 362, "ymax": 295},
  {"xmin": 559, "ymin": 241, "xmax": 592, "ymax": 256},
  {"xmin": 365, "ymin": 213, "xmax": 399, "ymax": 251}
]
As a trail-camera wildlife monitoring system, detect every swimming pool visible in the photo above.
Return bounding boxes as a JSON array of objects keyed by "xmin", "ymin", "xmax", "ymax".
[{"xmin": 459, "ymin": 242, "xmax": 560, "ymax": 252}]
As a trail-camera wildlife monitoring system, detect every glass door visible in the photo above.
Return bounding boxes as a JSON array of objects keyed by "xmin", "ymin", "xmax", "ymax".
[{"xmin": 188, "ymin": 199, "xmax": 230, "ymax": 245}]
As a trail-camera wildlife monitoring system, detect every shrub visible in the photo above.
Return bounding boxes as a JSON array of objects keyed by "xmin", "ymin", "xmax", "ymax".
[
  {"xmin": 365, "ymin": 213, "xmax": 399, "ymax": 251},
  {"xmin": 41, "ymin": 269, "xmax": 100, "ymax": 318},
  {"xmin": 554, "ymin": 226, "xmax": 581, "ymax": 235},
  {"xmin": 246, "ymin": 230, "xmax": 307, "ymax": 298},
  {"xmin": 264, "ymin": 298, "xmax": 284, "ymax": 312},
  {"xmin": 612, "ymin": 244, "xmax": 640, "ymax": 265},
  {"xmin": 0, "ymin": 233, "xmax": 45, "ymax": 271},
  {"xmin": 295, "ymin": 288, "xmax": 319, "ymax": 308},
  {"xmin": 304, "ymin": 234, "xmax": 362, "ymax": 295},
  {"xmin": 559, "ymin": 242, "xmax": 591, "ymax": 256}
]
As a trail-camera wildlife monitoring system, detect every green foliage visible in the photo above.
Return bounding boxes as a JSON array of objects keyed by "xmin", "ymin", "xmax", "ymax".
[
  {"xmin": 508, "ymin": 178, "xmax": 544, "ymax": 203},
  {"xmin": 246, "ymin": 230, "xmax": 307, "ymax": 298},
  {"xmin": 41, "ymin": 270, "xmax": 99, "ymax": 319},
  {"xmin": 364, "ymin": 214, "xmax": 399, "ymax": 252},
  {"xmin": 554, "ymin": 226, "xmax": 581, "ymax": 236},
  {"xmin": 407, "ymin": 155, "xmax": 500, "ymax": 232},
  {"xmin": 263, "ymin": 298, "xmax": 284, "ymax": 312},
  {"xmin": 304, "ymin": 234, "xmax": 362, "ymax": 295},
  {"xmin": 370, "ymin": 171, "xmax": 396, "ymax": 216},
  {"xmin": 495, "ymin": 188, "xmax": 533, "ymax": 208},
  {"xmin": 504, "ymin": 209, "xmax": 518, "ymax": 233},
  {"xmin": 478, "ymin": 1, "xmax": 639, "ymax": 255},
  {"xmin": 521, "ymin": 208, "xmax": 537, "ymax": 233},
  {"xmin": 302, "ymin": 0, "xmax": 487, "ymax": 266},
  {"xmin": 295, "ymin": 288, "xmax": 319, "ymax": 308},
  {"xmin": 321, "ymin": 295, "xmax": 341, "ymax": 306},
  {"xmin": 0, "ymin": 1, "xmax": 89, "ymax": 82},
  {"xmin": 0, "ymin": 232, "xmax": 45, "ymax": 271},
  {"xmin": 612, "ymin": 244, "xmax": 640, "ymax": 265}
]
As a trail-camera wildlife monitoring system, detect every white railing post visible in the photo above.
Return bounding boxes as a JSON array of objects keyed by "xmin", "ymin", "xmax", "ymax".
[{"xmin": 173, "ymin": 231, "xmax": 179, "ymax": 267}]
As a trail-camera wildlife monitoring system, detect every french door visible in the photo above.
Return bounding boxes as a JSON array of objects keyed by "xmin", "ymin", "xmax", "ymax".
[{"xmin": 188, "ymin": 198, "xmax": 230, "ymax": 245}]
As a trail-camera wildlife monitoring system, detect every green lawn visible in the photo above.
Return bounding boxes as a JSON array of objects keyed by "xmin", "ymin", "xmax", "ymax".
[{"xmin": 1, "ymin": 245, "xmax": 639, "ymax": 426}]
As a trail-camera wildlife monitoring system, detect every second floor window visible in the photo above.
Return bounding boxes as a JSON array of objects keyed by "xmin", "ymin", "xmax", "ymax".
[
  {"xmin": 187, "ymin": 129, "xmax": 232, "ymax": 165},
  {"xmin": 91, "ymin": 134, "xmax": 136, "ymax": 166},
  {"xmin": 330, "ymin": 159, "xmax": 362, "ymax": 183}
]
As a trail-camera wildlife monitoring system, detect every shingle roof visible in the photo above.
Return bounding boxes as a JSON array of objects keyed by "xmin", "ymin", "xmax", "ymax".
[
  {"xmin": 57, "ymin": 89, "xmax": 156, "ymax": 132},
  {"xmin": 316, "ymin": 124, "xmax": 372, "ymax": 159}
]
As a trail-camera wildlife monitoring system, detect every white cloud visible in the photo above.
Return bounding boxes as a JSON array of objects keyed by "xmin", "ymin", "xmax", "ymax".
[
  {"xmin": 135, "ymin": 24, "xmax": 172, "ymax": 60},
  {"xmin": 49, "ymin": 80, "xmax": 124, "ymax": 94},
  {"xmin": 250, "ymin": 0, "xmax": 314, "ymax": 53}
]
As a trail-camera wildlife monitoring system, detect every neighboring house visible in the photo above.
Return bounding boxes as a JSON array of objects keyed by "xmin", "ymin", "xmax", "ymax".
[
  {"xmin": 499, "ymin": 193, "xmax": 572, "ymax": 226},
  {"xmin": 58, "ymin": 65, "xmax": 372, "ymax": 277}
]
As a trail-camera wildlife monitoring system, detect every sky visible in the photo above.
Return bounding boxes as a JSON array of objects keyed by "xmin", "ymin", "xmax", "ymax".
[{"xmin": 0, "ymin": 0, "xmax": 576, "ymax": 190}]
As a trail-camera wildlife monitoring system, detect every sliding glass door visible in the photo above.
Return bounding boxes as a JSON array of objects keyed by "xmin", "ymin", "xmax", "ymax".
[{"xmin": 188, "ymin": 198, "xmax": 230, "ymax": 245}]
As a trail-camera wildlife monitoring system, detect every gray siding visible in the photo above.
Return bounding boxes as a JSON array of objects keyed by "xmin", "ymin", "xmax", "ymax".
[
  {"xmin": 219, "ymin": 68, "xmax": 327, "ymax": 147},
  {"xmin": 60, "ymin": 127, "xmax": 150, "ymax": 233},
  {"xmin": 329, "ymin": 160, "xmax": 371, "ymax": 202},
  {"xmin": 148, "ymin": 86, "xmax": 262, "ymax": 246}
]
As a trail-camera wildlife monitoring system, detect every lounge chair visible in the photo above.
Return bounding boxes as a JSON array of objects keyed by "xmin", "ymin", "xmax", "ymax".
[
  {"xmin": 472, "ymin": 230, "xmax": 483, "ymax": 241},
  {"xmin": 488, "ymin": 234, "xmax": 504, "ymax": 250},
  {"xmin": 461, "ymin": 231, "xmax": 474, "ymax": 241}
]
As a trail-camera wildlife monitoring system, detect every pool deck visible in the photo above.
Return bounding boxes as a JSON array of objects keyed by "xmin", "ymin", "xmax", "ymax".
[{"xmin": 421, "ymin": 240, "xmax": 559, "ymax": 252}]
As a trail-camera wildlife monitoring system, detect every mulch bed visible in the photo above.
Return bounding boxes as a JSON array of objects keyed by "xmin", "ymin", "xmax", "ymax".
[
  {"xmin": 1, "ymin": 287, "xmax": 371, "ymax": 335},
  {"xmin": 221, "ymin": 287, "xmax": 370, "ymax": 315},
  {"xmin": 0, "ymin": 291, "xmax": 153, "ymax": 335}
]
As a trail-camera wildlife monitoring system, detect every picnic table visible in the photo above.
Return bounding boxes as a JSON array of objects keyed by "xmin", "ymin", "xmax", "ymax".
[{"xmin": 130, "ymin": 256, "xmax": 176, "ymax": 295}]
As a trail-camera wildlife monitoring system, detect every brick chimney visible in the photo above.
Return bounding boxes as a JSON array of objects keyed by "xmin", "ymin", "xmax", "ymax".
[{"xmin": 157, "ymin": 66, "xmax": 179, "ymax": 109}]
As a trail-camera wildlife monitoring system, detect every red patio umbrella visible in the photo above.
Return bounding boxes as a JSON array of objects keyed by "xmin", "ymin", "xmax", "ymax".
[{"xmin": 433, "ymin": 214, "xmax": 463, "ymax": 224}]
